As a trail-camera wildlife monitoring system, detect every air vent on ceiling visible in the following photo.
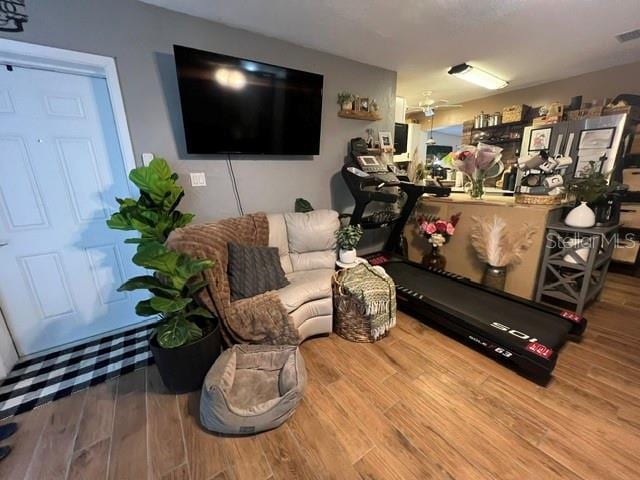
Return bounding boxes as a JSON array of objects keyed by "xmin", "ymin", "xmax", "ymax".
[{"xmin": 616, "ymin": 29, "xmax": 640, "ymax": 43}]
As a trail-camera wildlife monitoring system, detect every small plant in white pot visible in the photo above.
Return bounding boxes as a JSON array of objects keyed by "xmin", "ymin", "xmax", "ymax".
[
  {"xmin": 565, "ymin": 161, "xmax": 608, "ymax": 228},
  {"xmin": 335, "ymin": 224, "xmax": 363, "ymax": 265},
  {"xmin": 337, "ymin": 91, "xmax": 355, "ymax": 111}
]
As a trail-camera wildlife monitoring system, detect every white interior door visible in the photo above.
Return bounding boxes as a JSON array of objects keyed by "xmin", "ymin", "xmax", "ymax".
[{"xmin": 0, "ymin": 65, "xmax": 144, "ymax": 356}]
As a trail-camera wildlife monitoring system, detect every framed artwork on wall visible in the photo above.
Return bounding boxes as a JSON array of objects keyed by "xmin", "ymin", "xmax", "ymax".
[
  {"xmin": 529, "ymin": 127, "xmax": 552, "ymax": 152},
  {"xmin": 578, "ymin": 127, "xmax": 615, "ymax": 150}
]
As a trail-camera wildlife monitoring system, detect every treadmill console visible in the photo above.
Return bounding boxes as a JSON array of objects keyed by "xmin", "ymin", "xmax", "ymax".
[{"xmin": 356, "ymin": 155, "xmax": 387, "ymax": 173}]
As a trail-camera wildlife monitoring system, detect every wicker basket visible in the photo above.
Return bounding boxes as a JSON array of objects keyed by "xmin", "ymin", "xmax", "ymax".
[
  {"xmin": 502, "ymin": 104, "xmax": 530, "ymax": 123},
  {"xmin": 332, "ymin": 271, "xmax": 389, "ymax": 343},
  {"xmin": 515, "ymin": 193, "xmax": 562, "ymax": 205}
]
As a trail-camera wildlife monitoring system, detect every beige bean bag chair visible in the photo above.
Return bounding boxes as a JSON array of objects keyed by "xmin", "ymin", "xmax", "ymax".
[{"xmin": 200, "ymin": 344, "xmax": 306, "ymax": 435}]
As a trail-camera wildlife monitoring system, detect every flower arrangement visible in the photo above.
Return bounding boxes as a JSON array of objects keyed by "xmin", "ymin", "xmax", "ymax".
[
  {"xmin": 444, "ymin": 143, "xmax": 504, "ymax": 198},
  {"xmin": 470, "ymin": 215, "xmax": 536, "ymax": 268},
  {"xmin": 417, "ymin": 213, "xmax": 461, "ymax": 248}
]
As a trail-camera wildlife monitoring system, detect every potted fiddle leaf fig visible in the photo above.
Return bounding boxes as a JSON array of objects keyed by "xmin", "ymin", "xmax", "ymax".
[{"xmin": 107, "ymin": 157, "xmax": 221, "ymax": 393}]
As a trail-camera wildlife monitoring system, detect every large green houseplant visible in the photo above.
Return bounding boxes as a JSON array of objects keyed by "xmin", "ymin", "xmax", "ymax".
[{"xmin": 107, "ymin": 157, "xmax": 221, "ymax": 392}]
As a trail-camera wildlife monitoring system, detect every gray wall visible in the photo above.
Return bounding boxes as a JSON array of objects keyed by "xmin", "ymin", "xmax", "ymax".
[{"xmin": 1, "ymin": 0, "xmax": 397, "ymax": 222}]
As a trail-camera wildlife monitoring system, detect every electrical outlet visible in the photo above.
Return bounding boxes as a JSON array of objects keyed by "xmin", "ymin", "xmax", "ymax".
[{"xmin": 190, "ymin": 172, "xmax": 207, "ymax": 187}]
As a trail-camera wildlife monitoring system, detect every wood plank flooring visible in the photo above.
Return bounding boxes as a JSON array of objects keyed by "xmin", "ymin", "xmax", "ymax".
[{"xmin": 1, "ymin": 272, "xmax": 639, "ymax": 479}]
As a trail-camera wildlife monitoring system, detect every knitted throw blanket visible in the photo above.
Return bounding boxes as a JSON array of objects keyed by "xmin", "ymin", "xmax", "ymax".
[{"xmin": 340, "ymin": 263, "xmax": 396, "ymax": 339}]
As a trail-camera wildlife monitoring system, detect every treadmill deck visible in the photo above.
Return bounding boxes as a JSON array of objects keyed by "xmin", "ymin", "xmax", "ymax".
[{"xmin": 378, "ymin": 259, "xmax": 585, "ymax": 381}]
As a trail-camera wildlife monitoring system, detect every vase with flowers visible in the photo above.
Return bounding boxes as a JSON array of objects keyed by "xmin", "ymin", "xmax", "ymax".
[
  {"xmin": 445, "ymin": 143, "xmax": 504, "ymax": 199},
  {"xmin": 417, "ymin": 213, "xmax": 461, "ymax": 270},
  {"xmin": 470, "ymin": 215, "xmax": 537, "ymax": 291}
]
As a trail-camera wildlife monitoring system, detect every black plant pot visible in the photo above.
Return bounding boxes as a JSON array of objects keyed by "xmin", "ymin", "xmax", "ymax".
[{"xmin": 149, "ymin": 316, "xmax": 222, "ymax": 394}]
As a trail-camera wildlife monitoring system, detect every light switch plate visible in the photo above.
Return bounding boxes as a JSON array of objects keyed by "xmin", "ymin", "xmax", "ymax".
[
  {"xmin": 190, "ymin": 172, "xmax": 207, "ymax": 187},
  {"xmin": 141, "ymin": 152, "xmax": 154, "ymax": 166}
]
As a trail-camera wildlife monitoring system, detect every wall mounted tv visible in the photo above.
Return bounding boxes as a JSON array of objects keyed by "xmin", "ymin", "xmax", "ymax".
[{"xmin": 174, "ymin": 45, "xmax": 324, "ymax": 155}]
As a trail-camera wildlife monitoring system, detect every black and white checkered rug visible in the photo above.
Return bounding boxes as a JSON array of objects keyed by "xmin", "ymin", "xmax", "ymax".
[{"xmin": 0, "ymin": 323, "xmax": 155, "ymax": 420}]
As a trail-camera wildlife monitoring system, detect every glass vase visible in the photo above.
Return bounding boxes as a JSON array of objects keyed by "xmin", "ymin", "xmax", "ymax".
[
  {"xmin": 482, "ymin": 264, "xmax": 506, "ymax": 291},
  {"xmin": 422, "ymin": 245, "xmax": 446, "ymax": 270},
  {"xmin": 466, "ymin": 173, "xmax": 486, "ymax": 199}
]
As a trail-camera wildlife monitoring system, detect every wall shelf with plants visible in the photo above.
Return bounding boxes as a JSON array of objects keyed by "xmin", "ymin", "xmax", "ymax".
[{"xmin": 337, "ymin": 91, "xmax": 382, "ymax": 121}]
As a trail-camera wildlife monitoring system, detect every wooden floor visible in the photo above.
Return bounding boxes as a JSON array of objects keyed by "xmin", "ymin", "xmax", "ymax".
[{"xmin": 1, "ymin": 273, "xmax": 640, "ymax": 480}]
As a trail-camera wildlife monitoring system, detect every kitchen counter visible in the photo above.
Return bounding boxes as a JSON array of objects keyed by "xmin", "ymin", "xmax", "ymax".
[{"xmin": 404, "ymin": 194, "xmax": 564, "ymax": 299}]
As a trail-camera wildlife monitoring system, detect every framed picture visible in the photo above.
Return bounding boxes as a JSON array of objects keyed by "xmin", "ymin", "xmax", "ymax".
[
  {"xmin": 529, "ymin": 127, "xmax": 552, "ymax": 152},
  {"xmin": 359, "ymin": 97, "xmax": 370, "ymax": 112},
  {"xmin": 378, "ymin": 131, "xmax": 392, "ymax": 149},
  {"xmin": 578, "ymin": 127, "xmax": 615, "ymax": 150}
]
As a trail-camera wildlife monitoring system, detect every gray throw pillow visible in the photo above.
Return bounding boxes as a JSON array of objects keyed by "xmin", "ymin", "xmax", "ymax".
[{"xmin": 228, "ymin": 243, "xmax": 289, "ymax": 301}]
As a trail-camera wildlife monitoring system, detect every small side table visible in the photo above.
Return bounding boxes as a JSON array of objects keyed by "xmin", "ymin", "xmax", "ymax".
[{"xmin": 536, "ymin": 222, "xmax": 617, "ymax": 315}]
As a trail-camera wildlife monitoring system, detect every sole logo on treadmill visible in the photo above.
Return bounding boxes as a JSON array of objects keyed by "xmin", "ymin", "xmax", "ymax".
[
  {"xmin": 489, "ymin": 322, "xmax": 538, "ymax": 343},
  {"xmin": 490, "ymin": 322, "xmax": 553, "ymax": 359}
]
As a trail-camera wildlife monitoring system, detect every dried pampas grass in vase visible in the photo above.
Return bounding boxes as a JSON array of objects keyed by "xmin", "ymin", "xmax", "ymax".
[{"xmin": 470, "ymin": 215, "xmax": 537, "ymax": 290}]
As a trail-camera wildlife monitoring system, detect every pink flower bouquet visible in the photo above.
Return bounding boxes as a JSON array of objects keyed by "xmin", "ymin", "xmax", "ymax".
[
  {"xmin": 417, "ymin": 213, "xmax": 461, "ymax": 247},
  {"xmin": 445, "ymin": 143, "xmax": 504, "ymax": 198}
]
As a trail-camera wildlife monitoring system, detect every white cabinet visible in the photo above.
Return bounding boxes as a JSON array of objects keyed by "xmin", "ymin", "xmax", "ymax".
[{"xmin": 395, "ymin": 97, "xmax": 406, "ymax": 124}]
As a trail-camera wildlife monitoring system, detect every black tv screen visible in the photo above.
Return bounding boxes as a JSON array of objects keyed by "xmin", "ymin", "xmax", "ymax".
[{"xmin": 174, "ymin": 45, "xmax": 324, "ymax": 155}]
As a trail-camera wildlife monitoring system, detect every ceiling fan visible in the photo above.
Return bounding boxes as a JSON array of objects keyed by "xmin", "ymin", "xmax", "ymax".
[{"xmin": 406, "ymin": 91, "xmax": 463, "ymax": 117}]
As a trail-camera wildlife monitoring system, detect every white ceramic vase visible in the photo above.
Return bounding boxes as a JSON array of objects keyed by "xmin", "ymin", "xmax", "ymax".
[
  {"xmin": 339, "ymin": 248, "xmax": 357, "ymax": 265},
  {"xmin": 563, "ymin": 238, "xmax": 590, "ymax": 264},
  {"xmin": 564, "ymin": 201, "xmax": 596, "ymax": 228}
]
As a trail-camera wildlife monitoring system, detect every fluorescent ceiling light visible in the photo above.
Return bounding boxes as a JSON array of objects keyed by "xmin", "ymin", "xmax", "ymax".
[{"xmin": 448, "ymin": 63, "xmax": 508, "ymax": 90}]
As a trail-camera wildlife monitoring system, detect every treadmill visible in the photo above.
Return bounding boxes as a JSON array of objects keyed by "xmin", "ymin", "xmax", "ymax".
[{"xmin": 342, "ymin": 138, "xmax": 586, "ymax": 382}]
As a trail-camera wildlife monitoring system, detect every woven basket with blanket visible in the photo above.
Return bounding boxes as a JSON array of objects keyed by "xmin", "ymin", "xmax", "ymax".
[{"xmin": 333, "ymin": 263, "xmax": 396, "ymax": 342}]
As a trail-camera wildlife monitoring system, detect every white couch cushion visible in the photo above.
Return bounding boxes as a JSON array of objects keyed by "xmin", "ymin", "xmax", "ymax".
[
  {"xmin": 267, "ymin": 213, "xmax": 293, "ymax": 274},
  {"xmin": 289, "ymin": 297, "xmax": 332, "ymax": 328},
  {"xmin": 289, "ymin": 251, "xmax": 337, "ymax": 272},
  {"xmin": 276, "ymin": 269, "xmax": 334, "ymax": 313},
  {"xmin": 285, "ymin": 210, "xmax": 339, "ymax": 255}
]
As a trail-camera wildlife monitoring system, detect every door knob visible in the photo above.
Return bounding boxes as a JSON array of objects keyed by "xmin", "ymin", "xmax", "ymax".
[{"xmin": 0, "ymin": 241, "xmax": 8, "ymax": 247}]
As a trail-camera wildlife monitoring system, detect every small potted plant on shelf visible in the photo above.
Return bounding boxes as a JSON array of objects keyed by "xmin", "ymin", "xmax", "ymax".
[
  {"xmin": 565, "ymin": 161, "xmax": 609, "ymax": 228},
  {"xmin": 416, "ymin": 213, "xmax": 461, "ymax": 270},
  {"xmin": 337, "ymin": 91, "xmax": 355, "ymax": 111},
  {"xmin": 107, "ymin": 158, "xmax": 221, "ymax": 393},
  {"xmin": 335, "ymin": 224, "xmax": 364, "ymax": 265}
]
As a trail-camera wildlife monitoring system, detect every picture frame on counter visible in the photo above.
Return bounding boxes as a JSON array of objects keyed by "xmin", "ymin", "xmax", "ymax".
[
  {"xmin": 578, "ymin": 127, "xmax": 615, "ymax": 150},
  {"xmin": 379, "ymin": 131, "xmax": 392, "ymax": 149},
  {"xmin": 529, "ymin": 127, "xmax": 552, "ymax": 152}
]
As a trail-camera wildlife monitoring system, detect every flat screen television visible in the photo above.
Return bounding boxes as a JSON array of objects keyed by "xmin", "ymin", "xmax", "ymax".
[{"xmin": 174, "ymin": 45, "xmax": 324, "ymax": 155}]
